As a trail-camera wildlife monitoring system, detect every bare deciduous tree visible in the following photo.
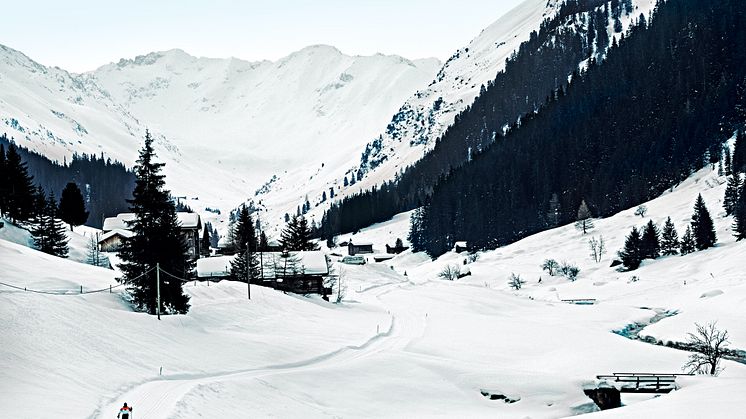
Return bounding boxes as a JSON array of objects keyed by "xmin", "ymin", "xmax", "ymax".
[
  {"xmin": 634, "ymin": 205, "xmax": 648, "ymax": 218},
  {"xmin": 325, "ymin": 266, "xmax": 348, "ymax": 304},
  {"xmin": 438, "ymin": 264, "xmax": 461, "ymax": 281},
  {"xmin": 683, "ymin": 322, "xmax": 730, "ymax": 376},
  {"xmin": 508, "ymin": 273, "xmax": 525, "ymax": 290},
  {"xmin": 589, "ymin": 235, "xmax": 607, "ymax": 263}
]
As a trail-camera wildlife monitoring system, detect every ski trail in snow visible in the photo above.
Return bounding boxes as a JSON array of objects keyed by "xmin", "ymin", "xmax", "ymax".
[{"xmin": 91, "ymin": 281, "xmax": 424, "ymax": 419}]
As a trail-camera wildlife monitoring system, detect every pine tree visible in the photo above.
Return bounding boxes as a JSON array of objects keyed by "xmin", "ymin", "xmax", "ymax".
[
  {"xmin": 408, "ymin": 207, "xmax": 426, "ymax": 252},
  {"xmin": 0, "ymin": 144, "xmax": 6, "ymax": 216},
  {"xmin": 574, "ymin": 200, "xmax": 594, "ymax": 234},
  {"xmin": 209, "ymin": 225, "xmax": 220, "ymax": 248},
  {"xmin": 229, "ymin": 205, "xmax": 260, "ymax": 281},
  {"xmin": 691, "ymin": 194, "xmax": 717, "ymax": 250},
  {"xmin": 32, "ymin": 192, "xmax": 69, "ymax": 257},
  {"xmin": 660, "ymin": 217, "xmax": 679, "ymax": 256},
  {"xmin": 258, "ymin": 230, "xmax": 269, "ymax": 251},
  {"xmin": 618, "ymin": 226, "xmax": 642, "ymax": 270},
  {"xmin": 59, "ymin": 182, "xmax": 89, "ymax": 231},
  {"xmin": 200, "ymin": 226, "xmax": 211, "ymax": 257},
  {"xmin": 724, "ymin": 146, "xmax": 732, "ymax": 176},
  {"xmin": 4, "ymin": 144, "xmax": 36, "ymax": 222},
  {"xmin": 733, "ymin": 181, "xmax": 746, "ymax": 240},
  {"xmin": 724, "ymin": 174, "xmax": 741, "ymax": 216},
  {"xmin": 640, "ymin": 220, "xmax": 661, "ymax": 259},
  {"xmin": 680, "ymin": 225, "xmax": 696, "ymax": 255},
  {"xmin": 733, "ymin": 130, "xmax": 746, "ymax": 173},
  {"xmin": 118, "ymin": 131, "xmax": 191, "ymax": 315},
  {"xmin": 280, "ymin": 214, "xmax": 319, "ymax": 251}
]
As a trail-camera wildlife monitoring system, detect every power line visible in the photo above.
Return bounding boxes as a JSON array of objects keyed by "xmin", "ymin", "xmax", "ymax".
[{"xmin": 0, "ymin": 267, "xmax": 155, "ymax": 295}]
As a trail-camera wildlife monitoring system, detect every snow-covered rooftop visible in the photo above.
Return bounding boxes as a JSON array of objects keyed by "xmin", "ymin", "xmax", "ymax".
[
  {"xmin": 196, "ymin": 256, "xmax": 233, "ymax": 278},
  {"xmin": 102, "ymin": 212, "xmax": 201, "ymax": 232},
  {"xmin": 98, "ymin": 229, "xmax": 134, "ymax": 243}
]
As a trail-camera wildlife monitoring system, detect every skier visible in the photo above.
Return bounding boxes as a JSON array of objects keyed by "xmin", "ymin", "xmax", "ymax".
[{"xmin": 117, "ymin": 402, "xmax": 133, "ymax": 419}]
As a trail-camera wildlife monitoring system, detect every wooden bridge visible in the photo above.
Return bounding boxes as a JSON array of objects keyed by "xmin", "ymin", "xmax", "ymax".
[
  {"xmin": 595, "ymin": 373, "xmax": 693, "ymax": 393},
  {"xmin": 561, "ymin": 298, "xmax": 597, "ymax": 305},
  {"xmin": 585, "ymin": 373, "xmax": 693, "ymax": 410}
]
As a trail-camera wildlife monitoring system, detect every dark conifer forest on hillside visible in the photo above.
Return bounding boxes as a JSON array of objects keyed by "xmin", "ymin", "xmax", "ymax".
[
  {"xmin": 321, "ymin": 0, "xmax": 746, "ymax": 257},
  {"xmin": 0, "ymin": 134, "xmax": 135, "ymax": 228}
]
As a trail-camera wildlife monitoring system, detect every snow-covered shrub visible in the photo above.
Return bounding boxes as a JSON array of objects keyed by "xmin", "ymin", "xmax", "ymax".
[
  {"xmin": 438, "ymin": 264, "xmax": 461, "ymax": 281},
  {"xmin": 508, "ymin": 273, "xmax": 525, "ymax": 290},
  {"xmin": 541, "ymin": 259, "xmax": 559, "ymax": 276}
]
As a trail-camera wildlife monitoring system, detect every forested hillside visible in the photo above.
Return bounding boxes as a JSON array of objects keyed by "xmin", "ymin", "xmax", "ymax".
[
  {"xmin": 414, "ymin": 0, "xmax": 746, "ymax": 256},
  {"xmin": 0, "ymin": 134, "xmax": 134, "ymax": 227},
  {"xmin": 320, "ymin": 0, "xmax": 639, "ymax": 239}
]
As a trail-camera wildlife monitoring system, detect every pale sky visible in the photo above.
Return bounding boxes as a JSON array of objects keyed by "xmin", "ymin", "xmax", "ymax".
[{"xmin": 2, "ymin": 0, "xmax": 523, "ymax": 73}]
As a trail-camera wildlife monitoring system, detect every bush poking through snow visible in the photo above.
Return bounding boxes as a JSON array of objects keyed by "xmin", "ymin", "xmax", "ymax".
[
  {"xmin": 559, "ymin": 261, "xmax": 580, "ymax": 281},
  {"xmin": 683, "ymin": 322, "xmax": 730, "ymax": 376},
  {"xmin": 541, "ymin": 259, "xmax": 559, "ymax": 276},
  {"xmin": 438, "ymin": 264, "xmax": 461, "ymax": 281},
  {"xmin": 508, "ymin": 273, "xmax": 525, "ymax": 290}
]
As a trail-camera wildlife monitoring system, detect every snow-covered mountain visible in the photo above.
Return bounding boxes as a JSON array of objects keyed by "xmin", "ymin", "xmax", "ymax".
[
  {"xmin": 0, "ymin": 0, "xmax": 655, "ymax": 235},
  {"xmin": 257, "ymin": 0, "xmax": 563, "ymax": 226},
  {"xmin": 0, "ymin": 43, "xmax": 439, "ymax": 217},
  {"xmin": 260, "ymin": 0, "xmax": 656, "ymax": 231}
]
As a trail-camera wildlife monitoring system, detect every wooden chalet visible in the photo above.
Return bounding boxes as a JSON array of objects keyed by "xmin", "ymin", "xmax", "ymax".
[
  {"xmin": 196, "ymin": 251, "xmax": 332, "ymax": 297},
  {"xmin": 98, "ymin": 229, "xmax": 134, "ymax": 252},
  {"xmin": 102, "ymin": 212, "xmax": 202, "ymax": 259},
  {"xmin": 347, "ymin": 240, "xmax": 374, "ymax": 255}
]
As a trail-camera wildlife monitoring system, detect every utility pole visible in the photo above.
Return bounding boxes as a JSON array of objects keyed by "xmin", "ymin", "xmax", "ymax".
[
  {"xmin": 246, "ymin": 243, "xmax": 251, "ymax": 300},
  {"xmin": 156, "ymin": 263, "xmax": 161, "ymax": 320}
]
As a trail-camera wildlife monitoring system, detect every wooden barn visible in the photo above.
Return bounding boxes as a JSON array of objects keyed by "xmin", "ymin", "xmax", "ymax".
[{"xmin": 347, "ymin": 240, "xmax": 374, "ymax": 255}]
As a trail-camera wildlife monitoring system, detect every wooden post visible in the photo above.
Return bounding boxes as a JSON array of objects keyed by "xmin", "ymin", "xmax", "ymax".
[
  {"xmin": 156, "ymin": 263, "xmax": 161, "ymax": 321},
  {"xmin": 246, "ymin": 243, "xmax": 251, "ymax": 300},
  {"xmin": 109, "ymin": 285, "xmax": 112, "ymax": 293},
  {"xmin": 80, "ymin": 285, "xmax": 83, "ymax": 294}
]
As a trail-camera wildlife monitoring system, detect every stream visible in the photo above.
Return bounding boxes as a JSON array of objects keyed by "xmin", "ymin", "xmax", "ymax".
[{"xmin": 613, "ymin": 307, "xmax": 746, "ymax": 365}]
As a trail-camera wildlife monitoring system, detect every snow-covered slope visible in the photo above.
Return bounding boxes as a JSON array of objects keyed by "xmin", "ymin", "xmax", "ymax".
[
  {"xmin": 4, "ymin": 162, "xmax": 745, "ymax": 418},
  {"xmin": 257, "ymin": 0, "xmax": 562, "ymax": 226},
  {"xmin": 0, "ymin": 43, "xmax": 439, "ymax": 216},
  {"xmin": 261, "ymin": 0, "xmax": 658, "ymax": 231}
]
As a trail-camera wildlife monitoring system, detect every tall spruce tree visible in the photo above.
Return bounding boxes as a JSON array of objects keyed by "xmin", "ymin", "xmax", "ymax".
[
  {"xmin": 0, "ymin": 144, "xmax": 6, "ymax": 216},
  {"xmin": 724, "ymin": 146, "xmax": 732, "ymax": 176},
  {"xmin": 59, "ymin": 182, "xmax": 89, "ymax": 231},
  {"xmin": 618, "ymin": 226, "xmax": 642, "ymax": 270},
  {"xmin": 724, "ymin": 174, "xmax": 741, "ymax": 216},
  {"xmin": 280, "ymin": 214, "xmax": 319, "ymax": 251},
  {"xmin": 229, "ymin": 205, "xmax": 260, "ymax": 281},
  {"xmin": 680, "ymin": 225, "xmax": 696, "ymax": 255},
  {"xmin": 733, "ymin": 130, "xmax": 746, "ymax": 173},
  {"xmin": 660, "ymin": 217, "xmax": 679, "ymax": 256},
  {"xmin": 691, "ymin": 194, "xmax": 717, "ymax": 250},
  {"xmin": 200, "ymin": 227, "xmax": 211, "ymax": 257},
  {"xmin": 574, "ymin": 200, "xmax": 594, "ymax": 234},
  {"xmin": 640, "ymin": 220, "xmax": 661, "ymax": 259},
  {"xmin": 408, "ymin": 207, "xmax": 427, "ymax": 252},
  {"xmin": 258, "ymin": 230, "xmax": 269, "ymax": 252},
  {"xmin": 4, "ymin": 144, "xmax": 36, "ymax": 222},
  {"xmin": 118, "ymin": 131, "xmax": 191, "ymax": 315},
  {"xmin": 733, "ymin": 181, "xmax": 746, "ymax": 240},
  {"xmin": 31, "ymin": 192, "xmax": 69, "ymax": 257}
]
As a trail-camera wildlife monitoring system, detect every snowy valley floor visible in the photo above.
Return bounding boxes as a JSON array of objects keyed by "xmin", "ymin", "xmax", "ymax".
[{"xmin": 2, "ymin": 167, "xmax": 746, "ymax": 418}]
